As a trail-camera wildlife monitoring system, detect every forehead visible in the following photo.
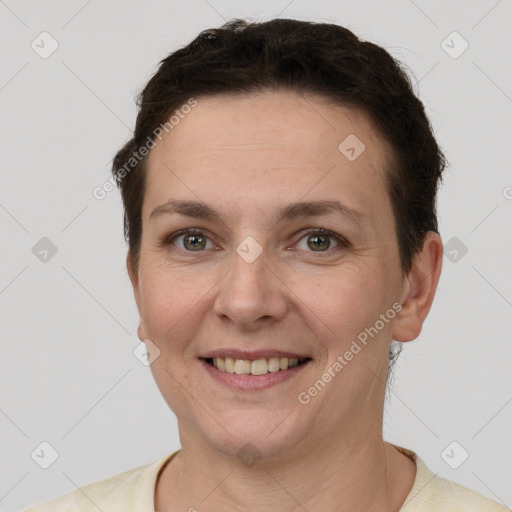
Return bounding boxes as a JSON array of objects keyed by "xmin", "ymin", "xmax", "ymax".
[
  {"xmin": 143, "ymin": 90, "xmax": 393, "ymax": 228},
  {"xmin": 150, "ymin": 90, "xmax": 389, "ymax": 162}
]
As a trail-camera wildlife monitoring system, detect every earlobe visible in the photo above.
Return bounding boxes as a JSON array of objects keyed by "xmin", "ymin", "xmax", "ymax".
[{"xmin": 392, "ymin": 231, "xmax": 443, "ymax": 342}]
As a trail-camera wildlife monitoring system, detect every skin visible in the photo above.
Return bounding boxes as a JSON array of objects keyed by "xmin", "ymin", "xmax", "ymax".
[{"xmin": 126, "ymin": 90, "xmax": 443, "ymax": 511}]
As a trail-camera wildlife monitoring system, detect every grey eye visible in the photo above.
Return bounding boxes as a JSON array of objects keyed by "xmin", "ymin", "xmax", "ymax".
[{"xmin": 173, "ymin": 231, "xmax": 212, "ymax": 251}]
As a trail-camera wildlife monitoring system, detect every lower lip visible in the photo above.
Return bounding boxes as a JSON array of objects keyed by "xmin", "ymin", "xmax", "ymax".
[{"xmin": 200, "ymin": 359, "xmax": 310, "ymax": 391}]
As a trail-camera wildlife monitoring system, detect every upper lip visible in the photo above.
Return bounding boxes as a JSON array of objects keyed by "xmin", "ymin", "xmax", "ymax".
[{"xmin": 200, "ymin": 349, "xmax": 310, "ymax": 360}]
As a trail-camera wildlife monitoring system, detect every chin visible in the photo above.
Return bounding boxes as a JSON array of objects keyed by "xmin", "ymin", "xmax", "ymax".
[{"xmin": 189, "ymin": 408, "xmax": 309, "ymax": 461}]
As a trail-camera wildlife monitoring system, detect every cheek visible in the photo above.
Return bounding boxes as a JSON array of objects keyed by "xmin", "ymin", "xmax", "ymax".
[
  {"xmin": 149, "ymin": 354, "xmax": 198, "ymax": 424},
  {"xmin": 139, "ymin": 269, "xmax": 206, "ymax": 347},
  {"xmin": 293, "ymin": 261, "xmax": 390, "ymax": 342}
]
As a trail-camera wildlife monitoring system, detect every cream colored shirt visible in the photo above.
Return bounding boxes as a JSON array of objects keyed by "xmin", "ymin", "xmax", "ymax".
[{"xmin": 24, "ymin": 445, "xmax": 510, "ymax": 511}]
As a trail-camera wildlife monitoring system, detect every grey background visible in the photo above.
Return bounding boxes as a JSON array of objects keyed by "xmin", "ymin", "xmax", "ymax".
[{"xmin": 1, "ymin": 0, "xmax": 511, "ymax": 510}]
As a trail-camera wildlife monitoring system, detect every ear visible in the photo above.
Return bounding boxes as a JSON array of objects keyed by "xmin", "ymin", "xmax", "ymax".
[
  {"xmin": 392, "ymin": 231, "xmax": 443, "ymax": 342},
  {"xmin": 126, "ymin": 252, "xmax": 146, "ymax": 342}
]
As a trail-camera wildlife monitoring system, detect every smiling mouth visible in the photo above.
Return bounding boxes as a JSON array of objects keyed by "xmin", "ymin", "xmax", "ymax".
[{"xmin": 204, "ymin": 357, "xmax": 311, "ymax": 375}]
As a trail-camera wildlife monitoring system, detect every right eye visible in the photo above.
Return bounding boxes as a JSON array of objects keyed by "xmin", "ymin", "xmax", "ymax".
[{"xmin": 167, "ymin": 229, "xmax": 216, "ymax": 252}]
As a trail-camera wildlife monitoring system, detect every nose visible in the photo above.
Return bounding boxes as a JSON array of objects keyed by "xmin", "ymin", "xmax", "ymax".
[{"xmin": 213, "ymin": 244, "xmax": 288, "ymax": 331}]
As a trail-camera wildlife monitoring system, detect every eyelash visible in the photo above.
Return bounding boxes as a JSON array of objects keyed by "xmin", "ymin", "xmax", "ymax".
[{"xmin": 164, "ymin": 228, "xmax": 350, "ymax": 255}]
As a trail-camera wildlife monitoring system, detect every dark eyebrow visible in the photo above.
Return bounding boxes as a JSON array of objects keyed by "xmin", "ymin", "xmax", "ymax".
[{"xmin": 149, "ymin": 199, "xmax": 370, "ymax": 225}]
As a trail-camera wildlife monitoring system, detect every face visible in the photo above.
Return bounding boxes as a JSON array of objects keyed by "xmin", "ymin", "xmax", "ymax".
[{"xmin": 128, "ymin": 90, "xmax": 414, "ymax": 459}]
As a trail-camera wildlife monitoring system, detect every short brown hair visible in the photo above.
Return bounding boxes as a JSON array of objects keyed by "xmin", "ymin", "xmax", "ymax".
[{"xmin": 112, "ymin": 18, "xmax": 446, "ymax": 280}]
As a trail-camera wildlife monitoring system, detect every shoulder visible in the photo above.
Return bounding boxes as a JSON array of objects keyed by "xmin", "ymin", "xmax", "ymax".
[
  {"xmin": 428, "ymin": 474, "xmax": 510, "ymax": 511},
  {"xmin": 405, "ymin": 468, "xmax": 510, "ymax": 511},
  {"xmin": 23, "ymin": 453, "xmax": 175, "ymax": 512},
  {"xmin": 395, "ymin": 445, "xmax": 510, "ymax": 512}
]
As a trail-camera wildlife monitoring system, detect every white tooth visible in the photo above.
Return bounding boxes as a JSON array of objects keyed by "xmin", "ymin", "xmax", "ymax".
[
  {"xmin": 216, "ymin": 358, "xmax": 225, "ymax": 371},
  {"xmin": 267, "ymin": 357, "xmax": 281, "ymax": 372},
  {"xmin": 225, "ymin": 357, "xmax": 235, "ymax": 373},
  {"xmin": 234, "ymin": 359, "xmax": 251, "ymax": 375},
  {"xmin": 279, "ymin": 357, "xmax": 289, "ymax": 370},
  {"xmin": 289, "ymin": 357, "xmax": 298, "ymax": 368},
  {"xmin": 251, "ymin": 359, "xmax": 268, "ymax": 375},
  {"xmin": 212, "ymin": 358, "xmax": 218, "ymax": 368}
]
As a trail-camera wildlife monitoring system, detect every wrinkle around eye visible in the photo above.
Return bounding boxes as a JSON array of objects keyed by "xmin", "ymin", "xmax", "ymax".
[{"xmin": 155, "ymin": 227, "xmax": 352, "ymax": 262}]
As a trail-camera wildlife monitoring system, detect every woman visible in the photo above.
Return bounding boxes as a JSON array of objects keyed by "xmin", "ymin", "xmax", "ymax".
[{"xmin": 25, "ymin": 18, "xmax": 508, "ymax": 512}]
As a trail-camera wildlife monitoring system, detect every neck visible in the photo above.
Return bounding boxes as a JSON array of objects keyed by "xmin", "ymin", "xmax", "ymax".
[{"xmin": 155, "ymin": 428, "xmax": 416, "ymax": 512}]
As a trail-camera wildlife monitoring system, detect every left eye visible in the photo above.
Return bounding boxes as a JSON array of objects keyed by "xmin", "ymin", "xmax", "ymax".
[
  {"xmin": 295, "ymin": 228, "xmax": 349, "ymax": 252},
  {"xmin": 166, "ymin": 228, "xmax": 349, "ymax": 253}
]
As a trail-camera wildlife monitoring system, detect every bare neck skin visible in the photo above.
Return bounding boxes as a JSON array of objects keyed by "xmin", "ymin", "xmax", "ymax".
[{"xmin": 155, "ymin": 418, "xmax": 416, "ymax": 511}]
